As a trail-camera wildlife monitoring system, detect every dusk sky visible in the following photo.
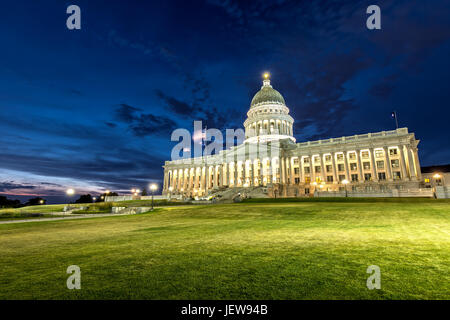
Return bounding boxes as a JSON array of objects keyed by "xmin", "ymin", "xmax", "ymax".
[{"xmin": 1, "ymin": 0, "xmax": 449, "ymax": 203}]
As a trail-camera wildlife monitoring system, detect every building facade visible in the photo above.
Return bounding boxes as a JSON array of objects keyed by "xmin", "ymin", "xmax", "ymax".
[{"xmin": 162, "ymin": 75, "xmax": 423, "ymax": 198}]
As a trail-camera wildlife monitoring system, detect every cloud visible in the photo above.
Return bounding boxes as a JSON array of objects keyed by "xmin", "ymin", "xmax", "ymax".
[
  {"xmin": 0, "ymin": 182, "xmax": 36, "ymax": 192},
  {"xmin": 113, "ymin": 103, "xmax": 177, "ymax": 137},
  {"xmin": 155, "ymin": 90, "xmax": 195, "ymax": 115},
  {"xmin": 115, "ymin": 103, "xmax": 142, "ymax": 123}
]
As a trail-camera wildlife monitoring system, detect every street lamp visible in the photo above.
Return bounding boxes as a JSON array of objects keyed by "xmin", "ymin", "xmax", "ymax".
[
  {"xmin": 66, "ymin": 188, "xmax": 75, "ymax": 196},
  {"xmin": 342, "ymin": 179, "xmax": 349, "ymax": 197},
  {"xmin": 150, "ymin": 183, "xmax": 157, "ymax": 211}
]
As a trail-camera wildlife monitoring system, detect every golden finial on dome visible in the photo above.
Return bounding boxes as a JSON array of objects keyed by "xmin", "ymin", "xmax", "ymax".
[{"xmin": 263, "ymin": 72, "xmax": 270, "ymax": 79}]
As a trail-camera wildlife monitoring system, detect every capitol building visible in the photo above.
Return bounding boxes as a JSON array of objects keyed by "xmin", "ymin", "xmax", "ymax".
[{"xmin": 162, "ymin": 74, "xmax": 424, "ymax": 198}]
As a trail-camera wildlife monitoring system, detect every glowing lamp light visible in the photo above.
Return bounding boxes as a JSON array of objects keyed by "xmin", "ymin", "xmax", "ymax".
[
  {"xmin": 105, "ymin": 190, "xmax": 110, "ymax": 194},
  {"xmin": 66, "ymin": 188, "xmax": 75, "ymax": 195},
  {"xmin": 39, "ymin": 200, "xmax": 44, "ymax": 204},
  {"xmin": 312, "ymin": 182, "xmax": 317, "ymax": 186},
  {"xmin": 433, "ymin": 173, "xmax": 441, "ymax": 179},
  {"xmin": 263, "ymin": 72, "xmax": 270, "ymax": 79},
  {"xmin": 131, "ymin": 188, "xmax": 136, "ymax": 193},
  {"xmin": 342, "ymin": 179, "xmax": 349, "ymax": 185},
  {"xmin": 150, "ymin": 184, "xmax": 157, "ymax": 191},
  {"xmin": 169, "ymin": 187, "xmax": 173, "ymax": 191}
]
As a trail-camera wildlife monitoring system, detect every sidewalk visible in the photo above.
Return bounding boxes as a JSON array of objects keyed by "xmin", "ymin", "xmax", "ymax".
[{"xmin": 0, "ymin": 212, "xmax": 132, "ymax": 225}]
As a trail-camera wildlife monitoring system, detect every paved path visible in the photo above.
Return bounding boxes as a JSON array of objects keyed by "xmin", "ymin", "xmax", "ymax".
[{"xmin": 0, "ymin": 213, "xmax": 132, "ymax": 225}]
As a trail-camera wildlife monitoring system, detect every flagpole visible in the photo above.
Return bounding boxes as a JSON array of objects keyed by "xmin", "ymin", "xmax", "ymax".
[{"xmin": 394, "ymin": 111, "xmax": 399, "ymax": 129}]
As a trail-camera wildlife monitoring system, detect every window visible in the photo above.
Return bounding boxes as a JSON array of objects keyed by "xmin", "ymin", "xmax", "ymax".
[
  {"xmin": 391, "ymin": 159, "xmax": 399, "ymax": 168},
  {"xmin": 393, "ymin": 171, "xmax": 401, "ymax": 180},
  {"xmin": 294, "ymin": 168, "xmax": 299, "ymax": 174},
  {"xmin": 325, "ymin": 155, "xmax": 331, "ymax": 162},
  {"xmin": 326, "ymin": 165, "xmax": 332, "ymax": 172},
  {"xmin": 361, "ymin": 151, "xmax": 369, "ymax": 159},
  {"xmin": 339, "ymin": 175, "xmax": 346, "ymax": 182},
  {"xmin": 350, "ymin": 163, "xmax": 357, "ymax": 171},
  {"xmin": 376, "ymin": 161, "xmax": 384, "ymax": 169},
  {"xmin": 378, "ymin": 172, "xmax": 386, "ymax": 180},
  {"xmin": 338, "ymin": 164, "xmax": 345, "ymax": 171},
  {"xmin": 351, "ymin": 174, "xmax": 358, "ymax": 182},
  {"xmin": 293, "ymin": 158, "xmax": 299, "ymax": 164},
  {"xmin": 303, "ymin": 157, "xmax": 310, "ymax": 164},
  {"xmin": 327, "ymin": 176, "xmax": 333, "ymax": 182},
  {"xmin": 363, "ymin": 162, "xmax": 371, "ymax": 170},
  {"xmin": 304, "ymin": 167, "xmax": 310, "ymax": 174},
  {"xmin": 364, "ymin": 173, "xmax": 372, "ymax": 181},
  {"xmin": 314, "ymin": 156, "xmax": 320, "ymax": 163},
  {"xmin": 375, "ymin": 150, "xmax": 384, "ymax": 158},
  {"xmin": 305, "ymin": 176, "xmax": 311, "ymax": 183},
  {"xmin": 295, "ymin": 178, "xmax": 300, "ymax": 184},
  {"xmin": 390, "ymin": 148, "xmax": 398, "ymax": 156},
  {"xmin": 424, "ymin": 178, "xmax": 430, "ymax": 183},
  {"xmin": 315, "ymin": 166, "xmax": 321, "ymax": 173},
  {"xmin": 336, "ymin": 154, "xmax": 344, "ymax": 161},
  {"xmin": 349, "ymin": 153, "xmax": 356, "ymax": 160},
  {"xmin": 305, "ymin": 188, "xmax": 310, "ymax": 194}
]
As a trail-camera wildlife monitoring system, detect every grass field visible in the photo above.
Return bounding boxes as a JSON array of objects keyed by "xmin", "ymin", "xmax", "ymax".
[{"xmin": 0, "ymin": 198, "xmax": 449, "ymax": 299}]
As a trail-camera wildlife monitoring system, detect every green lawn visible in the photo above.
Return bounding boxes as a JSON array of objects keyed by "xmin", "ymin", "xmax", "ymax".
[{"xmin": 0, "ymin": 199, "xmax": 449, "ymax": 299}]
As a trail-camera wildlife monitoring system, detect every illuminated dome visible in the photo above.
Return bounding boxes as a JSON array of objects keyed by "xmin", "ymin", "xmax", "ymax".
[
  {"xmin": 250, "ymin": 77, "xmax": 286, "ymax": 108},
  {"xmin": 244, "ymin": 74, "xmax": 295, "ymax": 143}
]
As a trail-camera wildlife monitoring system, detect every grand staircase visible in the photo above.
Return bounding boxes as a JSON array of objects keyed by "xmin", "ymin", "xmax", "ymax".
[{"xmin": 208, "ymin": 186, "xmax": 269, "ymax": 202}]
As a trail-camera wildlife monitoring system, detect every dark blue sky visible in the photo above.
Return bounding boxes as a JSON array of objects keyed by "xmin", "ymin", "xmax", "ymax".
[{"xmin": 1, "ymin": 0, "xmax": 449, "ymax": 203}]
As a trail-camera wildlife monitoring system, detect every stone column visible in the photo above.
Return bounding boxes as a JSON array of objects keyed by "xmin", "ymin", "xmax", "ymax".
[
  {"xmin": 319, "ymin": 153, "xmax": 326, "ymax": 182},
  {"xmin": 298, "ymin": 156, "xmax": 303, "ymax": 183},
  {"xmin": 290, "ymin": 157, "xmax": 295, "ymax": 184},
  {"xmin": 251, "ymin": 160, "xmax": 254, "ymax": 185},
  {"xmin": 199, "ymin": 167, "xmax": 204, "ymax": 192},
  {"xmin": 213, "ymin": 165, "xmax": 218, "ymax": 188},
  {"xmin": 163, "ymin": 170, "xmax": 168, "ymax": 192},
  {"xmin": 383, "ymin": 147, "xmax": 393, "ymax": 181},
  {"xmin": 331, "ymin": 153, "xmax": 338, "ymax": 183},
  {"xmin": 356, "ymin": 150, "xmax": 363, "ymax": 182},
  {"xmin": 234, "ymin": 162, "xmax": 238, "ymax": 186},
  {"xmin": 407, "ymin": 147, "xmax": 417, "ymax": 180},
  {"xmin": 343, "ymin": 151, "xmax": 350, "ymax": 180},
  {"xmin": 310, "ymin": 155, "xmax": 316, "ymax": 183},
  {"xmin": 369, "ymin": 148, "xmax": 377, "ymax": 181},
  {"xmin": 398, "ymin": 146, "xmax": 408, "ymax": 180},
  {"xmin": 412, "ymin": 147, "xmax": 421, "ymax": 180},
  {"xmin": 281, "ymin": 157, "xmax": 286, "ymax": 184}
]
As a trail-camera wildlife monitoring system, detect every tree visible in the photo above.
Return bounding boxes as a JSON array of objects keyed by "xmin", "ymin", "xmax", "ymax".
[
  {"xmin": 75, "ymin": 194, "xmax": 93, "ymax": 203},
  {"xmin": 0, "ymin": 196, "xmax": 22, "ymax": 208},
  {"xmin": 141, "ymin": 188, "xmax": 148, "ymax": 196},
  {"xmin": 25, "ymin": 197, "xmax": 45, "ymax": 206}
]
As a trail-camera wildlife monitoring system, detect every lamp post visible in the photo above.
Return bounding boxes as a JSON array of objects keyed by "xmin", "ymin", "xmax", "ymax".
[
  {"xmin": 150, "ymin": 184, "xmax": 157, "ymax": 211},
  {"xmin": 342, "ymin": 179, "xmax": 349, "ymax": 197}
]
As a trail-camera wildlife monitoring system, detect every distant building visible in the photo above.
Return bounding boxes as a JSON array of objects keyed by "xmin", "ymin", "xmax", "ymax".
[{"xmin": 162, "ymin": 75, "xmax": 444, "ymax": 198}]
